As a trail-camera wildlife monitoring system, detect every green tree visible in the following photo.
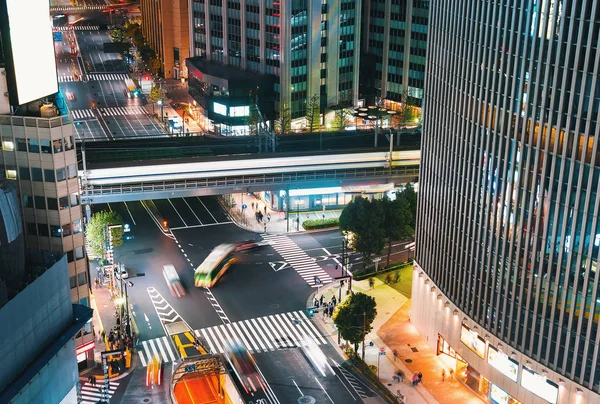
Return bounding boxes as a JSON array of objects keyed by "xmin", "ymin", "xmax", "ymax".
[
  {"xmin": 332, "ymin": 107, "xmax": 350, "ymax": 131},
  {"xmin": 339, "ymin": 197, "xmax": 386, "ymax": 268},
  {"xmin": 381, "ymin": 194, "xmax": 414, "ymax": 266},
  {"xmin": 275, "ymin": 99, "xmax": 292, "ymax": 135},
  {"xmin": 333, "ymin": 292, "xmax": 377, "ymax": 356},
  {"xmin": 148, "ymin": 58, "xmax": 161, "ymax": 75},
  {"xmin": 306, "ymin": 94, "xmax": 320, "ymax": 133},
  {"xmin": 139, "ymin": 45, "xmax": 156, "ymax": 64},
  {"xmin": 149, "ymin": 85, "xmax": 161, "ymax": 113},
  {"xmin": 402, "ymin": 183, "xmax": 418, "ymax": 227},
  {"xmin": 109, "ymin": 25, "xmax": 127, "ymax": 43},
  {"xmin": 85, "ymin": 211, "xmax": 124, "ymax": 258}
]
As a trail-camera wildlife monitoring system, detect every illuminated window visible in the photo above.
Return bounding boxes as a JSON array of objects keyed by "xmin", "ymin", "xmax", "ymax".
[
  {"xmin": 230, "ymin": 106, "xmax": 250, "ymax": 117},
  {"xmin": 214, "ymin": 102, "xmax": 227, "ymax": 115},
  {"xmin": 5, "ymin": 169, "xmax": 17, "ymax": 179},
  {"xmin": 2, "ymin": 138, "xmax": 14, "ymax": 151}
]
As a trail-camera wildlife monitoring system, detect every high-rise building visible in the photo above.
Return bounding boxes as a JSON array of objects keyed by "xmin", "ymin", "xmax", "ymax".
[
  {"xmin": 360, "ymin": 0, "xmax": 428, "ymax": 106},
  {"xmin": 413, "ymin": 0, "xmax": 600, "ymax": 402},
  {"xmin": 0, "ymin": 0, "xmax": 95, "ymax": 368},
  {"xmin": 188, "ymin": 0, "xmax": 361, "ymax": 132},
  {"xmin": 141, "ymin": 0, "xmax": 190, "ymax": 79}
]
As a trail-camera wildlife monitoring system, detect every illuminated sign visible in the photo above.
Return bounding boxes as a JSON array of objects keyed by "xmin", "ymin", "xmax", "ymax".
[
  {"xmin": 5, "ymin": 0, "xmax": 59, "ymax": 105},
  {"xmin": 487, "ymin": 345, "xmax": 518, "ymax": 382},
  {"xmin": 460, "ymin": 325, "xmax": 486, "ymax": 359},
  {"xmin": 76, "ymin": 340, "xmax": 95, "ymax": 355},
  {"xmin": 214, "ymin": 102, "xmax": 227, "ymax": 116},
  {"xmin": 521, "ymin": 366, "xmax": 558, "ymax": 404},
  {"xmin": 230, "ymin": 106, "xmax": 249, "ymax": 117},
  {"xmin": 490, "ymin": 383, "xmax": 509, "ymax": 404}
]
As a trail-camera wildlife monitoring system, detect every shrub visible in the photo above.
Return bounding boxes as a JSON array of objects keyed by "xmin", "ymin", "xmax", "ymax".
[{"xmin": 302, "ymin": 217, "xmax": 340, "ymax": 230}]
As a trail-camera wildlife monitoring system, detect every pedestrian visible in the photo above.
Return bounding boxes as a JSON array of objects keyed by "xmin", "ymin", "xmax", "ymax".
[
  {"xmin": 442, "ymin": 369, "xmax": 446, "ymax": 381},
  {"xmin": 264, "ymin": 223, "xmax": 267, "ymax": 233},
  {"xmin": 314, "ymin": 297, "xmax": 319, "ymax": 308},
  {"xmin": 412, "ymin": 374, "xmax": 418, "ymax": 386},
  {"xmin": 267, "ymin": 214, "xmax": 271, "ymax": 222},
  {"xmin": 323, "ymin": 308, "xmax": 328, "ymax": 319},
  {"xmin": 393, "ymin": 349, "xmax": 398, "ymax": 362},
  {"xmin": 92, "ymin": 375, "xmax": 96, "ymax": 386},
  {"xmin": 252, "ymin": 202, "xmax": 255, "ymax": 210},
  {"xmin": 264, "ymin": 206, "xmax": 267, "ymax": 215},
  {"xmin": 449, "ymin": 368, "xmax": 454, "ymax": 380},
  {"xmin": 394, "ymin": 271, "xmax": 400, "ymax": 283},
  {"xmin": 418, "ymin": 372, "xmax": 423, "ymax": 384},
  {"xmin": 331, "ymin": 295, "xmax": 337, "ymax": 305},
  {"xmin": 369, "ymin": 277, "xmax": 375, "ymax": 289},
  {"xmin": 385, "ymin": 273, "xmax": 392, "ymax": 284},
  {"xmin": 320, "ymin": 295, "xmax": 325, "ymax": 306}
]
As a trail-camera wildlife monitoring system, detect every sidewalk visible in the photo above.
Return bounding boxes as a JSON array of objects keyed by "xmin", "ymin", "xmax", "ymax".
[
  {"xmin": 220, "ymin": 193, "xmax": 342, "ymax": 234},
  {"xmin": 143, "ymin": 99, "xmax": 204, "ymax": 135},
  {"xmin": 308, "ymin": 270, "xmax": 484, "ymax": 404}
]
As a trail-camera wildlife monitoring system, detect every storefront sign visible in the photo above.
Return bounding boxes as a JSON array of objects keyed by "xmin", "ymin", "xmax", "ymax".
[
  {"xmin": 460, "ymin": 325, "xmax": 486, "ymax": 358},
  {"xmin": 76, "ymin": 340, "xmax": 95, "ymax": 355},
  {"xmin": 521, "ymin": 366, "xmax": 558, "ymax": 404},
  {"xmin": 487, "ymin": 345, "xmax": 518, "ymax": 382},
  {"xmin": 490, "ymin": 383, "xmax": 509, "ymax": 404}
]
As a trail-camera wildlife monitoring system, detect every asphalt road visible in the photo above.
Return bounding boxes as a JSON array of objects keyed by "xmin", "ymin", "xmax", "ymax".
[{"xmin": 92, "ymin": 196, "xmax": 390, "ymax": 403}]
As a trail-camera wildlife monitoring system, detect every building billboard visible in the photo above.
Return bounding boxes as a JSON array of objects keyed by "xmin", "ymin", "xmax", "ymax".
[
  {"xmin": 521, "ymin": 366, "xmax": 558, "ymax": 404},
  {"xmin": 460, "ymin": 324, "xmax": 486, "ymax": 359},
  {"xmin": 487, "ymin": 345, "xmax": 518, "ymax": 382},
  {"xmin": 4, "ymin": 0, "xmax": 58, "ymax": 105}
]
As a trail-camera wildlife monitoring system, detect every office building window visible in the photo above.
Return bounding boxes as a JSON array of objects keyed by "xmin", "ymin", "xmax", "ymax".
[
  {"xmin": 44, "ymin": 169, "xmax": 55, "ymax": 182},
  {"xmin": 75, "ymin": 246, "xmax": 84, "ymax": 260},
  {"xmin": 53, "ymin": 139, "xmax": 62, "ymax": 153},
  {"xmin": 34, "ymin": 196, "xmax": 46, "ymax": 210},
  {"xmin": 70, "ymin": 193, "xmax": 80, "ymax": 207},
  {"xmin": 78, "ymin": 272, "xmax": 87, "ymax": 287},
  {"xmin": 67, "ymin": 250, "xmax": 74, "ymax": 263},
  {"xmin": 40, "ymin": 139, "xmax": 51, "ymax": 153},
  {"xmin": 67, "ymin": 164, "xmax": 77, "ymax": 179},
  {"xmin": 5, "ymin": 169, "xmax": 16, "ymax": 180},
  {"xmin": 50, "ymin": 225, "xmax": 61, "ymax": 237},
  {"xmin": 47, "ymin": 197, "xmax": 58, "ymax": 210},
  {"xmin": 26, "ymin": 222, "xmax": 37, "ymax": 235},
  {"xmin": 59, "ymin": 196, "xmax": 69, "ymax": 210},
  {"xmin": 23, "ymin": 195, "xmax": 34, "ymax": 208},
  {"xmin": 56, "ymin": 168, "xmax": 66, "ymax": 182},
  {"xmin": 70, "ymin": 275, "xmax": 77, "ymax": 289},
  {"xmin": 37, "ymin": 223, "xmax": 49, "ymax": 237},
  {"xmin": 28, "ymin": 138, "xmax": 39, "ymax": 153},
  {"xmin": 31, "ymin": 168, "xmax": 43, "ymax": 181},
  {"xmin": 2, "ymin": 137, "xmax": 14, "ymax": 151},
  {"xmin": 19, "ymin": 167, "xmax": 30, "ymax": 180},
  {"xmin": 72, "ymin": 219, "xmax": 82, "ymax": 234}
]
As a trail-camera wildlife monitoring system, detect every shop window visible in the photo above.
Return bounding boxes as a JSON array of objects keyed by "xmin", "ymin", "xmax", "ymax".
[
  {"xmin": 56, "ymin": 168, "xmax": 66, "ymax": 181},
  {"xmin": 59, "ymin": 196, "xmax": 69, "ymax": 210},
  {"xmin": 52, "ymin": 139, "xmax": 63, "ymax": 153},
  {"xmin": 67, "ymin": 250, "xmax": 74, "ymax": 263},
  {"xmin": 77, "ymin": 272, "xmax": 87, "ymax": 287},
  {"xmin": 23, "ymin": 195, "xmax": 34, "ymax": 208},
  {"xmin": 2, "ymin": 137, "xmax": 14, "ymax": 151},
  {"xmin": 70, "ymin": 275, "xmax": 77, "ymax": 289},
  {"xmin": 16, "ymin": 138, "xmax": 27, "ymax": 152},
  {"xmin": 19, "ymin": 167, "xmax": 30, "ymax": 180},
  {"xmin": 26, "ymin": 222, "xmax": 37, "ymax": 235},
  {"xmin": 75, "ymin": 246, "xmax": 84, "ymax": 260},
  {"xmin": 5, "ymin": 169, "xmax": 16, "ymax": 180},
  {"xmin": 40, "ymin": 139, "xmax": 51, "ymax": 153},
  {"xmin": 44, "ymin": 169, "xmax": 55, "ymax": 182},
  {"xmin": 47, "ymin": 197, "xmax": 58, "ymax": 210},
  {"xmin": 67, "ymin": 164, "xmax": 77, "ymax": 179},
  {"xmin": 28, "ymin": 138, "xmax": 39, "ymax": 153},
  {"xmin": 31, "ymin": 168, "xmax": 43, "ymax": 181},
  {"xmin": 37, "ymin": 223, "xmax": 49, "ymax": 237},
  {"xmin": 70, "ymin": 193, "xmax": 80, "ymax": 207},
  {"xmin": 34, "ymin": 196, "xmax": 46, "ymax": 209},
  {"xmin": 50, "ymin": 225, "xmax": 62, "ymax": 237},
  {"xmin": 72, "ymin": 219, "xmax": 82, "ymax": 234}
]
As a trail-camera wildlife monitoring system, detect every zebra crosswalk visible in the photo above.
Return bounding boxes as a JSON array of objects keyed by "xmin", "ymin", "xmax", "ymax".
[
  {"xmin": 51, "ymin": 5, "xmax": 108, "ymax": 11},
  {"xmin": 71, "ymin": 106, "xmax": 147, "ymax": 120},
  {"xmin": 58, "ymin": 75, "xmax": 81, "ymax": 83},
  {"xmin": 88, "ymin": 73, "xmax": 130, "ymax": 81},
  {"xmin": 138, "ymin": 310, "xmax": 326, "ymax": 366},
  {"xmin": 53, "ymin": 25, "xmax": 100, "ymax": 31},
  {"xmin": 262, "ymin": 234, "xmax": 333, "ymax": 286},
  {"xmin": 80, "ymin": 379, "xmax": 119, "ymax": 404}
]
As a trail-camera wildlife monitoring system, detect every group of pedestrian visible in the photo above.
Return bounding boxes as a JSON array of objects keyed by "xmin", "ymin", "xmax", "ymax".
[
  {"xmin": 385, "ymin": 271, "xmax": 402, "ymax": 284},
  {"xmin": 412, "ymin": 372, "xmax": 423, "ymax": 386},
  {"xmin": 315, "ymin": 294, "xmax": 338, "ymax": 319}
]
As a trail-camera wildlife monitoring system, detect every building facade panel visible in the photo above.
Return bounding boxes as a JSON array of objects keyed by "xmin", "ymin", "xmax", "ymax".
[{"xmin": 414, "ymin": 0, "xmax": 600, "ymax": 402}]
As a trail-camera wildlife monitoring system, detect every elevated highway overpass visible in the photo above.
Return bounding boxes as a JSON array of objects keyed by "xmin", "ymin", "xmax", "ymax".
[{"xmin": 79, "ymin": 130, "xmax": 421, "ymax": 204}]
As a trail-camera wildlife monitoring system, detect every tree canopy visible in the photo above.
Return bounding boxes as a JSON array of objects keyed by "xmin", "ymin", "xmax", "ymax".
[
  {"xmin": 380, "ymin": 194, "xmax": 413, "ymax": 265},
  {"xmin": 333, "ymin": 292, "xmax": 377, "ymax": 355},
  {"xmin": 275, "ymin": 99, "xmax": 292, "ymax": 135},
  {"xmin": 339, "ymin": 196, "xmax": 385, "ymax": 268},
  {"xmin": 306, "ymin": 94, "xmax": 320, "ymax": 133},
  {"xmin": 85, "ymin": 211, "xmax": 124, "ymax": 258}
]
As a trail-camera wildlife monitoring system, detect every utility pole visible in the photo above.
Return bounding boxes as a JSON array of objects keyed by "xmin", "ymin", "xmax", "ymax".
[{"xmin": 362, "ymin": 311, "xmax": 366, "ymax": 361}]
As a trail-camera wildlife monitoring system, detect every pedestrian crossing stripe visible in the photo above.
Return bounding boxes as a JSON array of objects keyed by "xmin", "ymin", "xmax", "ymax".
[
  {"xmin": 51, "ymin": 5, "xmax": 108, "ymax": 11},
  {"xmin": 138, "ymin": 310, "xmax": 327, "ymax": 367},
  {"xmin": 71, "ymin": 109, "xmax": 95, "ymax": 120},
  {"xmin": 58, "ymin": 75, "xmax": 80, "ymax": 83},
  {"xmin": 262, "ymin": 234, "xmax": 333, "ymax": 286},
  {"xmin": 80, "ymin": 380, "xmax": 119, "ymax": 404},
  {"xmin": 70, "ymin": 107, "xmax": 147, "ymax": 120},
  {"xmin": 53, "ymin": 25, "xmax": 100, "ymax": 31},
  {"xmin": 88, "ymin": 73, "xmax": 130, "ymax": 81}
]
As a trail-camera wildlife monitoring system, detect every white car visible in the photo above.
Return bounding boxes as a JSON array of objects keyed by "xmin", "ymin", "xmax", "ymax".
[
  {"xmin": 300, "ymin": 339, "xmax": 335, "ymax": 377},
  {"xmin": 115, "ymin": 266, "xmax": 129, "ymax": 279}
]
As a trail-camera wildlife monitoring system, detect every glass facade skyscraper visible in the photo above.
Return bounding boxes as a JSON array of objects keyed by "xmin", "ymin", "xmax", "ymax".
[{"xmin": 412, "ymin": 0, "xmax": 600, "ymax": 401}]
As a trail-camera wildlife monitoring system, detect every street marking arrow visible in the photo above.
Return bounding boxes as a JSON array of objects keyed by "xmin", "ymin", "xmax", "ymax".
[{"xmin": 269, "ymin": 261, "xmax": 289, "ymax": 272}]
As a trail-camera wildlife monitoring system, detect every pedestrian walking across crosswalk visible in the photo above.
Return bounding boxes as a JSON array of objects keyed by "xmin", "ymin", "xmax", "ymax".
[
  {"xmin": 262, "ymin": 234, "xmax": 333, "ymax": 286},
  {"xmin": 138, "ymin": 310, "xmax": 327, "ymax": 366},
  {"xmin": 79, "ymin": 379, "xmax": 119, "ymax": 404},
  {"xmin": 53, "ymin": 25, "xmax": 100, "ymax": 31},
  {"xmin": 88, "ymin": 73, "xmax": 130, "ymax": 81}
]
